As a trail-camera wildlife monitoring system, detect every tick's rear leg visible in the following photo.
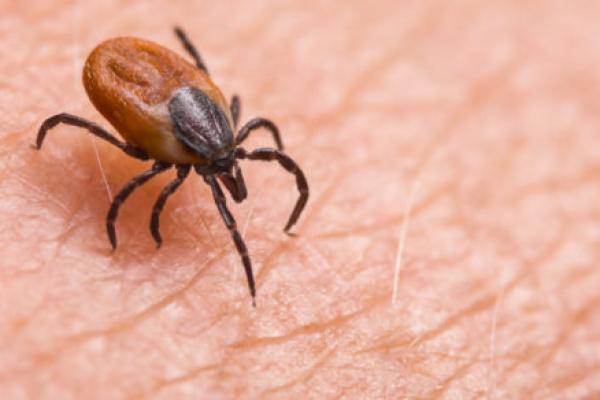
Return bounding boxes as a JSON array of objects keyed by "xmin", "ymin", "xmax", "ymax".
[
  {"xmin": 107, "ymin": 162, "xmax": 171, "ymax": 249},
  {"xmin": 35, "ymin": 113, "xmax": 148, "ymax": 160},
  {"xmin": 150, "ymin": 164, "xmax": 191, "ymax": 248},
  {"xmin": 174, "ymin": 26, "xmax": 209, "ymax": 75}
]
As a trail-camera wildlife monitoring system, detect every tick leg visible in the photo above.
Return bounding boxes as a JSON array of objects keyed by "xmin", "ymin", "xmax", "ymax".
[
  {"xmin": 236, "ymin": 118, "xmax": 284, "ymax": 151},
  {"xmin": 35, "ymin": 113, "xmax": 148, "ymax": 160},
  {"xmin": 174, "ymin": 26, "xmax": 209, "ymax": 75},
  {"xmin": 107, "ymin": 162, "xmax": 171, "ymax": 250},
  {"xmin": 236, "ymin": 148, "xmax": 309, "ymax": 233},
  {"xmin": 204, "ymin": 175, "xmax": 256, "ymax": 306},
  {"xmin": 218, "ymin": 163, "xmax": 247, "ymax": 203},
  {"xmin": 230, "ymin": 95, "xmax": 241, "ymax": 129},
  {"xmin": 150, "ymin": 164, "xmax": 191, "ymax": 248}
]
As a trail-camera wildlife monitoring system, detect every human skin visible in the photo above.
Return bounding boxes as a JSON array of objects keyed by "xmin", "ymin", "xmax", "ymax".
[{"xmin": 1, "ymin": 1, "xmax": 599, "ymax": 399}]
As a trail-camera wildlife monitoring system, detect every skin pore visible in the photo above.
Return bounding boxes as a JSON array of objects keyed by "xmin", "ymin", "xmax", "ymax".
[{"xmin": 1, "ymin": 1, "xmax": 599, "ymax": 398}]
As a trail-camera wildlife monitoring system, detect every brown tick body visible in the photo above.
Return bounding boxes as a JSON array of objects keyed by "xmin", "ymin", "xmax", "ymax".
[{"xmin": 35, "ymin": 27, "xmax": 309, "ymax": 306}]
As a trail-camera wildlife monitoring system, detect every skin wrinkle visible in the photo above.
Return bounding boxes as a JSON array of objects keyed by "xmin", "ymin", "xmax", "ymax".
[
  {"xmin": 411, "ymin": 223, "xmax": 567, "ymax": 350},
  {"xmin": 298, "ymin": 2, "xmax": 440, "ymax": 130},
  {"xmin": 487, "ymin": 284, "xmax": 503, "ymax": 400},
  {"xmin": 170, "ymin": 184, "xmax": 220, "ymax": 248},
  {"xmin": 548, "ymin": 364, "xmax": 600, "ymax": 394},
  {"xmin": 412, "ymin": 59, "xmax": 521, "ymax": 176},
  {"xmin": 50, "ymin": 197, "xmax": 92, "ymax": 252},
  {"xmin": 496, "ymin": 297, "xmax": 600, "ymax": 394},
  {"xmin": 0, "ymin": 264, "xmax": 44, "ymax": 281},
  {"xmin": 559, "ymin": 265, "xmax": 598, "ymax": 292},
  {"xmin": 0, "ymin": 248, "xmax": 226, "ymax": 381},
  {"xmin": 428, "ymin": 360, "xmax": 477, "ymax": 400},
  {"xmin": 299, "ymin": 239, "xmax": 336, "ymax": 280},
  {"xmin": 359, "ymin": 224, "xmax": 566, "ymax": 357},
  {"xmin": 230, "ymin": 5, "xmax": 337, "ymax": 109},
  {"xmin": 261, "ymin": 347, "xmax": 335, "ymax": 396},
  {"xmin": 510, "ymin": 165, "xmax": 600, "ymax": 202},
  {"xmin": 231, "ymin": 296, "xmax": 382, "ymax": 349},
  {"xmin": 314, "ymin": 181, "xmax": 452, "ymax": 239},
  {"xmin": 135, "ymin": 362, "xmax": 223, "ymax": 400},
  {"xmin": 253, "ymin": 2, "xmax": 402, "ymax": 129},
  {"xmin": 310, "ymin": 60, "xmax": 520, "ymax": 252},
  {"xmin": 1, "ymin": 1, "xmax": 599, "ymax": 398},
  {"xmin": 12, "ymin": 172, "xmax": 71, "ymax": 215},
  {"xmin": 0, "ymin": 299, "xmax": 48, "ymax": 351},
  {"xmin": 534, "ymin": 296, "xmax": 600, "ymax": 371},
  {"xmin": 473, "ymin": 233, "xmax": 573, "ymax": 387}
]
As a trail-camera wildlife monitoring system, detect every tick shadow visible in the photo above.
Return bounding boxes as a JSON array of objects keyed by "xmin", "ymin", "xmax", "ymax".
[{"xmin": 24, "ymin": 136, "xmax": 216, "ymax": 270}]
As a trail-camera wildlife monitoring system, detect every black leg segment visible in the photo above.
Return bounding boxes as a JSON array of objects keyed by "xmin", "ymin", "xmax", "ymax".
[
  {"xmin": 237, "ymin": 147, "xmax": 309, "ymax": 233},
  {"xmin": 204, "ymin": 175, "xmax": 256, "ymax": 306},
  {"xmin": 106, "ymin": 162, "xmax": 171, "ymax": 249},
  {"xmin": 236, "ymin": 118, "xmax": 284, "ymax": 151},
  {"xmin": 150, "ymin": 164, "xmax": 191, "ymax": 248},
  {"xmin": 35, "ymin": 113, "xmax": 148, "ymax": 160},
  {"xmin": 174, "ymin": 26, "xmax": 209, "ymax": 75},
  {"xmin": 230, "ymin": 95, "xmax": 240, "ymax": 129}
]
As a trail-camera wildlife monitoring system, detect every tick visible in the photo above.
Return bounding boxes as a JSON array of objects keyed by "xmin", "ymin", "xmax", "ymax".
[{"xmin": 35, "ymin": 27, "xmax": 309, "ymax": 306}]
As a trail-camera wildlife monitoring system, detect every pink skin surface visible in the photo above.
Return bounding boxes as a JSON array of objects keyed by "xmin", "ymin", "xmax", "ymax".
[{"xmin": 1, "ymin": 1, "xmax": 600, "ymax": 399}]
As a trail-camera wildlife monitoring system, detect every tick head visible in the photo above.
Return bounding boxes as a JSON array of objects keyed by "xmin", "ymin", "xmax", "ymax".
[
  {"xmin": 212, "ymin": 150, "xmax": 235, "ymax": 173},
  {"xmin": 194, "ymin": 149, "xmax": 235, "ymax": 175}
]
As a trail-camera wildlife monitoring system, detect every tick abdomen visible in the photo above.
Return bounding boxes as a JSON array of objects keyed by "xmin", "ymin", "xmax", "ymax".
[{"xmin": 83, "ymin": 37, "xmax": 232, "ymax": 163}]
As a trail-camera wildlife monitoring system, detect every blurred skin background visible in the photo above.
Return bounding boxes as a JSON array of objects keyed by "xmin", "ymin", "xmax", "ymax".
[{"xmin": 1, "ymin": 1, "xmax": 599, "ymax": 398}]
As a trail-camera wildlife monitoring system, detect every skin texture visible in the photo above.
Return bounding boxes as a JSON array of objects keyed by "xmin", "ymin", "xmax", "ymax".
[{"xmin": 1, "ymin": 1, "xmax": 599, "ymax": 399}]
